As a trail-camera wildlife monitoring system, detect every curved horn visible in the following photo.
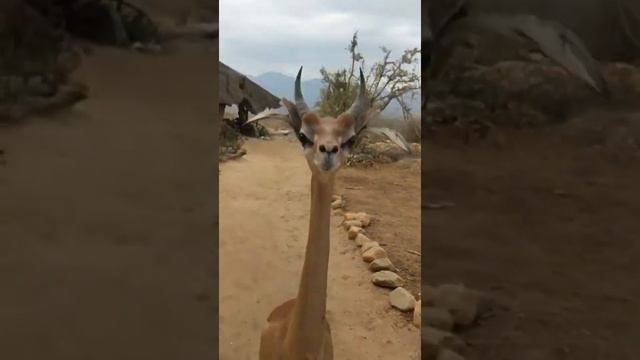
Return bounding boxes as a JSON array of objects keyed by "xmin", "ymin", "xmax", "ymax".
[
  {"xmin": 347, "ymin": 68, "xmax": 370, "ymax": 132},
  {"xmin": 295, "ymin": 66, "xmax": 310, "ymax": 116}
]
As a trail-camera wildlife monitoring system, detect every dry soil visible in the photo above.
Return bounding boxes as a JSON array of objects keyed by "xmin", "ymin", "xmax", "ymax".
[
  {"xmin": 0, "ymin": 46, "xmax": 217, "ymax": 359},
  {"xmin": 424, "ymin": 110, "xmax": 640, "ymax": 359},
  {"xmin": 219, "ymin": 137, "xmax": 421, "ymax": 360}
]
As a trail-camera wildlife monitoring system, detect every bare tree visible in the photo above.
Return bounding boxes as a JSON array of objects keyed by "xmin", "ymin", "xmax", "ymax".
[{"xmin": 316, "ymin": 31, "xmax": 421, "ymax": 124}]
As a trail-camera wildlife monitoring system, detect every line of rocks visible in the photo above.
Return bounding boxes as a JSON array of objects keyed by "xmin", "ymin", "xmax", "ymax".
[
  {"xmin": 331, "ymin": 194, "xmax": 421, "ymax": 328},
  {"xmin": 332, "ymin": 195, "xmax": 499, "ymax": 360}
]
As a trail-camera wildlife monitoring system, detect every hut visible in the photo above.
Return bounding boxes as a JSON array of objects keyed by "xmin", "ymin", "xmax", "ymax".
[{"xmin": 218, "ymin": 61, "xmax": 280, "ymax": 125}]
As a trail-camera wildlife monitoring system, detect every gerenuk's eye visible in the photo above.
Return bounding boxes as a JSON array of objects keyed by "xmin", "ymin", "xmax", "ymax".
[{"xmin": 298, "ymin": 132, "xmax": 314, "ymax": 148}]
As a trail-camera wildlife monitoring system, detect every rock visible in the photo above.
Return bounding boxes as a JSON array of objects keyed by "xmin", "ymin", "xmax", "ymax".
[
  {"xmin": 332, "ymin": 195, "xmax": 341, "ymax": 202},
  {"xmin": 355, "ymin": 212, "xmax": 371, "ymax": 227},
  {"xmin": 354, "ymin": 233, "xmax": 371, "ymax": 246},
  {"xmin": 358, "ymin": 213, "xmax": 371, "ymax": 227},
  {"xmin": 343, "ymin": 220, "xmax": 362, "ymax": 230},
  {"xmin": 331, "ymin": 199, "xmax": 344, "ymax": 209},
  {"xmin": 362, "ymin": 246, "xmax": 387, "ymax": 262},
  {"xmin": 389, "ymin": 287, "xmax": 416, "ymax": 312},
  {"xmin": 422, "ymin": 326, "xmax": 465, "ymax": 359},
  {"xmin": 413, "ymin": 300, "xmax": 421, "ymax": 328},
  {"xmin": 361, "ymin": 241, "xmax": 379, "ymax": 253},
  {"xmin": 437, "ymin": 349, "xmax": 466, "ymax": 360},
  {"xmin": 424, "ymin": 306, "xmax": 454, "ymax": 331},
  {"xmin": 343, "ymin": 212, "xmax": 359, "ymax": 221},
  {"xmin": 332, "ymin": 209, "xmax": 344, "ymax": 217},
  {"xmin": 369, "ymin": 257, "xmax": 395, "ymax": 272},
  {"xmin": 410, "ymin": 143, "xmax": 421, "ymax": 155},
  {"xmin": 347, "ymin": 226, "xmax": 363, "ymax": 239},
  {"xmin": 434, "ymin": 284, "xmax": 479, "ymax": 326},
  {"xmin": 423, "ymin": 284, "xmax": 437, "ymax": 306},
  {"xmin": 344, "ymin": 212, "xmax": 371, "ymax": 226},
  {"xmin": 371, "ymin": 270, "xmax": 403, "ymax": 288}
]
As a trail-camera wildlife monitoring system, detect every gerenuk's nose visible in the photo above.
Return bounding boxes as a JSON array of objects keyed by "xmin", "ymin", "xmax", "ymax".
[{"xmin": 319, "ymin": 144, "xmax": 339, "ymax": 153}]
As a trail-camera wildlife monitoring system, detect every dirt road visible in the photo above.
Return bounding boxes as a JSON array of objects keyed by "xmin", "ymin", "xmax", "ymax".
[
  {"xmin": 0, "ymin": 47, "xmax": 217, "ymax": 359},
  {"xmin": 425, "ymin": 112, "xmax": 640, "ymax": 360},
  {"xmin": 219, "ymin": 138, "xmax": 420, "ymax": 360}
]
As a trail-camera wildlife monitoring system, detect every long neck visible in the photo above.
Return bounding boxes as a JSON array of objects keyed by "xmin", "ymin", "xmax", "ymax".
[{"xmin": 285, "ymin": 172, "xmax": 334, "ymax": 351}]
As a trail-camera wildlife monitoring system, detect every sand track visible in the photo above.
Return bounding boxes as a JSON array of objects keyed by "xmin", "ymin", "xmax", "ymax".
[
  {"xmin": 219, "ymin": 138, "xmax": 420, "ymax": 360},
  {"xmin": 0, "ymin": 47, "xmax": 217, "ymax": 360}
]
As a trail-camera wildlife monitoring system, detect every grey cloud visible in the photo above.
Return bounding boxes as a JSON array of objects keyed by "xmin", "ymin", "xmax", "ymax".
[{"xmin": 220, "ymin": 0, "xmax": 420, "ymax": 78}]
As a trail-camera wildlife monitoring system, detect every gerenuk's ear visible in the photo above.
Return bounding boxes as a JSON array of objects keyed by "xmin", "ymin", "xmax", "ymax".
[{"xmin": 281, "ymin": 98, "xmax": 302, "ymax": 134}]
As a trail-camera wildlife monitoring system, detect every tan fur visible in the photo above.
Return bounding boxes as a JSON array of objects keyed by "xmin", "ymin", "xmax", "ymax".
[
  {"xmin": 259, "ymin": 299, "xmax": 333, "ymax": 360},
  {"xmin": 259, "ymin": 67, "xmax": 367, "ymax": 360},
  {"xmin": 335, "ymin": 113, "xmax": 355, "ymax": 129},
  {"xmin": 302, "ymin": 112, "xmax": 321, "ymax": 127},
  {"xmin": 259, "ymin": 114, "xmax": 347, "ymax": 360}
]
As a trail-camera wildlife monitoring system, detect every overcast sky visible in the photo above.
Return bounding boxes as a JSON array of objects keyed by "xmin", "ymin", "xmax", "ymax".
[{"xmin": 220, "ymin": 0, "xmax": 421, "ymax": 79}]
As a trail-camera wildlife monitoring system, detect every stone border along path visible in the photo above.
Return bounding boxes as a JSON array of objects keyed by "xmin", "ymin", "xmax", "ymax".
[
  {"xmin": 331, "ymin": 194, "xmax": 499, "ymax": 360},
  {"xmin": 330, "ymin": 195, "xmax": 421, "ymax": 319}
]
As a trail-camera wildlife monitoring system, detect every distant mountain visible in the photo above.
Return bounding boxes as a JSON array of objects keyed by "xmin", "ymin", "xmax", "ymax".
[
  {"xmin": 249, "ymin": 71, "xmax": 420, "ymax": 118},
  {"xmin": 248, "ymin": 72, "xmax": 323, "ymax": 108}
]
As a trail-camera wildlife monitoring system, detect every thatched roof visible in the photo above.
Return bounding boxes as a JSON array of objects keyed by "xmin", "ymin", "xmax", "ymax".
[
  {"xmin": 219, "ymin": 61, "xmax": 280, "ymax": 113},
  {"xmin": 428, "ymin": 0, "xmax": 640, "ymax": 61}
]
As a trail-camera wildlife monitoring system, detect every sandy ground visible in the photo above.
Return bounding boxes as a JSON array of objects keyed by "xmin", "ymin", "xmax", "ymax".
[
  {"xmin": 0, "ymin": 47, "xmax": 217, "ymax": 359},
  {"xmin": 337, "ymin": 155, "xmax": 422, "ymax": 297},
  {"xmin": 424, "ymin": 111, "xmax": 640, "ymax": 359},
  {"xmin": 219, "ymin": 137, "xmax": 420, "ymax": 360}
]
